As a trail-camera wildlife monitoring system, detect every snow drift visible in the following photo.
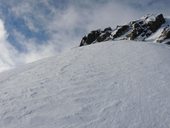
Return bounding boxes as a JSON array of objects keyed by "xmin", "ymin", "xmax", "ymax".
[{"xmin": 0, "ymin": 40, "xmax": 170, "ymax": 128}]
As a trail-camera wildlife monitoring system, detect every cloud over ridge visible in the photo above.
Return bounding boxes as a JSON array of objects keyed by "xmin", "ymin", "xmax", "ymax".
[{"xmin": 0, "ymin": 0, "xmax": 169, "ymax": 72}]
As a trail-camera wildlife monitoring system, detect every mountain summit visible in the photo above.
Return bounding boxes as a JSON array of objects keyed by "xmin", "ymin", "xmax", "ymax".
[
  {"xmin": 80, "ymin": 14, "xmax": 170, "ymax": 46},
  {"xmin": 0, "ymin": 14, "xmax": 170, "ymax": 128}
]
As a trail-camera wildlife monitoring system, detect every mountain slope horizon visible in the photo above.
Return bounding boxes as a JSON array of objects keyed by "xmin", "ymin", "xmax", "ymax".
[{"xmin": 0, "ymin": 40, "xmax": 170, "ymax": 128}]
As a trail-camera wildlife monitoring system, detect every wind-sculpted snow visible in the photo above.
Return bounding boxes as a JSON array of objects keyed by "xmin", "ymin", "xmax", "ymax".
[{"xmin": 0, "ymin": 41, "xmax": 170, "ymax": 128}]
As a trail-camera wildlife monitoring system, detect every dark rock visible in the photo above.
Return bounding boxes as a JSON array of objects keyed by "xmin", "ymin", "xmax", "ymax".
[
  {"xmin": 113, "ymin": 25, "xmax": 129, "ymax": 38},
  {"xmin": 80, "ymin": 30, "xmax": 101, "ymax": 46},
  {"xmin": 132, "ymin": 22, "xmax": 140, "ymax": 28},
  {"xmin": 97, "ymin": 31, "xmax": 111, "ymax": 42},
  {"xmin": 80, "ymin": 36, "xmax": 87, "ymax": 46},
  {"xmin": 147, "ymin": 14, "xmax": 165, "ymax": 32},
  {"xmin": 79, "ymin": 14, "xmax": 167, "ymax": 47},
  {"xmin": 103, "ymin": 27, "xmax": 112, "ymax": 32},
  {"xmin": 165, "ymin": 41, "xmax": 170, "ymax": 45},
  {"xmin": 86, "ymin": 30, "xmax": 100, "ymax": 44},
  {"xmin": 126, "ymin": 14, "xmax": 165, "ymax": 40},
  {"xmin": 127, "ymin": 29, "xmax": 138, "ymax": 40},
  {"xmin": 157, "ymin": 26, "xmax": 170, "ymax": 43},
  {"xmin": 156, "ymin": 14, "xmax": 165, "ymax": 24},
  {"xmin": 79, "ymin": 28, "xmax": 112, "ymax": 46}
]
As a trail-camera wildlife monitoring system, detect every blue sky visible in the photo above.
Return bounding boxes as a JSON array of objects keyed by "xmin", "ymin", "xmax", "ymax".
[{"xmin": 0, "ymin": 0, "xmax": 169, "ymax": 71}]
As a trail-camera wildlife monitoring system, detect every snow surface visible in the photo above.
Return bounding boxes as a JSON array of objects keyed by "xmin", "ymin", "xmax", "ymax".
[{"xmin": 0, "ymin": 40, "xmax": 170, "ymax": 128}]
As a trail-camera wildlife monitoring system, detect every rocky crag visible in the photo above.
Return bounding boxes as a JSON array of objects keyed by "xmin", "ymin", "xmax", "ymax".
[{"xmin": 80, "ymin": 14, "xmax": 170, "ymax": 46}]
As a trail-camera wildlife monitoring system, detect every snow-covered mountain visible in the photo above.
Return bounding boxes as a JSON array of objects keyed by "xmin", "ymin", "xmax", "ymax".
[
  {"xmin": 1, "ymin": 14, "xmax": 170, "ymax": 128},
  {"xmin": 0, "ymin": 40, "xmax": 170, "ymax": 128},
  {"xmin": 80, "ymin": 14, "xmax": 170, "ymax": 46}
]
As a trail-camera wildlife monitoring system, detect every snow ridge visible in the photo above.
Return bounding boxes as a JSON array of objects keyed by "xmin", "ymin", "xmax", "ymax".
[{"xmin": 0, "ymin": 40, "xmax": 170, "ymax": 128}]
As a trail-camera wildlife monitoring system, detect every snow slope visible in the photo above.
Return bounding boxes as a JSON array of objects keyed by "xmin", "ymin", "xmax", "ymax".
[{"xmin": 0, "ymin": 40, "xmax": 170, "ymax": 128}]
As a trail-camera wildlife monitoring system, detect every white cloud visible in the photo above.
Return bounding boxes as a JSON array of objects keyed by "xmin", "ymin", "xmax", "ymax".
[
  {"xmin": 9, "ymin": 29, "xmax": 58, "ymax": 64},
  {"xmin": 0, "ymin": 0, "xmax": 169, "ymax": 72},
  {"xmin": 0, "ymin": 19, "xmax": 17, "ymax": 72},
  {"xmin": 0, "ymin": 18, "xmax": 59, "ymax": 72}
]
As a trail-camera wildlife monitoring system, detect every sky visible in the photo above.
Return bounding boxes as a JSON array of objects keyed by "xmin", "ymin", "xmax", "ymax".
[{"xmin": 0, "ymin": 0, "xmax": 169, "ymax": 72}]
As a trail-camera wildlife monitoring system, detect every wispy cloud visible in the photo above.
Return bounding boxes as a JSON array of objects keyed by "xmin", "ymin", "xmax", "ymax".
[
  {"xmin": 0, "ymin": 19, "xmax": 17, "ymax": 71},
  {"xmin": 0, "ymin": 0, "xmax": 169, "ymax": 72}
]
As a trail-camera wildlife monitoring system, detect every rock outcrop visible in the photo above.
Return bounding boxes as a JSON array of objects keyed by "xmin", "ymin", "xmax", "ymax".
[
  {"xmin": 157, "ymin": 25, "xmax": 170, "ymax": 44},
  {"xmin": 80, "ymin": 14, "xmax": 169, "ymax": 47},
  {"xmin": 80, "ymin": 27, "xmax": 112, "ymax": 46}
]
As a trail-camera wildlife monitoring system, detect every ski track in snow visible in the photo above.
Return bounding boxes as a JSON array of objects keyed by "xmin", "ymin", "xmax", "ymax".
[{"xmin": 0, "ymin": 41, "xmax": 170, "ymax": 128}]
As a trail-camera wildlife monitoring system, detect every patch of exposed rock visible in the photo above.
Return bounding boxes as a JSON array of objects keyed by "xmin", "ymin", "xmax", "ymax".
[
  {"xmin": 80, "ymin": 14, "xmax": 168, "ymax": 47},
  {"xmin": 157, "ymin": 25, "xmax": 170, "ymax": 44}
]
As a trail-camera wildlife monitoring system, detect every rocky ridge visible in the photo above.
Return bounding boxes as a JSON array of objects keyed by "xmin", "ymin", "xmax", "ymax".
[{"xmin": 80, "ymin": 14, "xmax": 170, "ymax": 46}]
